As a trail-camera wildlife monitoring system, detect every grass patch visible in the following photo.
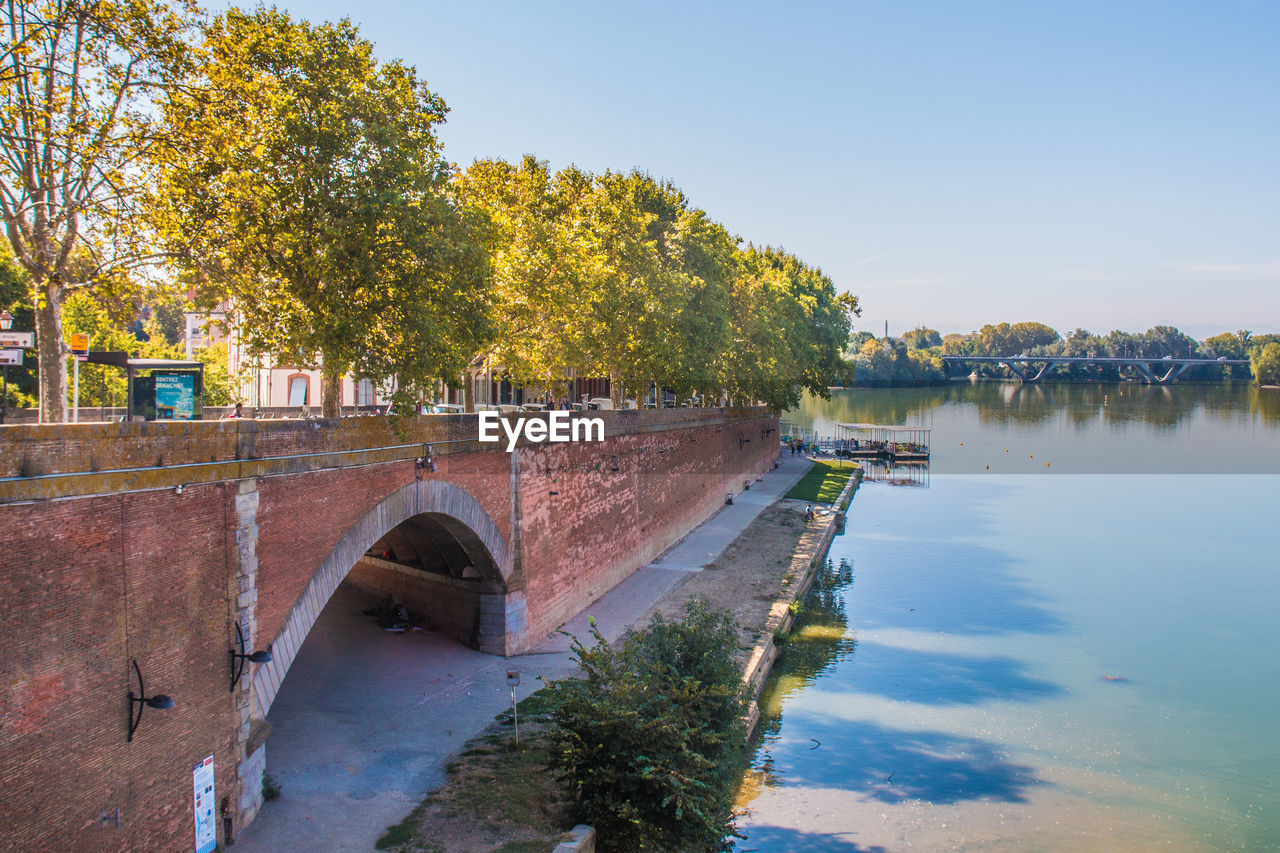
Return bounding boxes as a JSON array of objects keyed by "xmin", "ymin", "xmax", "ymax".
[{"xmin": 785, "ymin": 459, "xmax": 857, "ymax": 504}]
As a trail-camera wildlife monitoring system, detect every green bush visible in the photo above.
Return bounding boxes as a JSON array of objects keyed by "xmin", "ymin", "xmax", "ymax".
[{"xmin": 546, "ymin": 599, "xmax": 747, "ymax": 852}]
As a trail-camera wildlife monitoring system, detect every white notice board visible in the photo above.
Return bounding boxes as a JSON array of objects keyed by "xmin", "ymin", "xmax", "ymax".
[{"xmin": 192, "ymin": 755, "xmax": 216, "ymax": 853}]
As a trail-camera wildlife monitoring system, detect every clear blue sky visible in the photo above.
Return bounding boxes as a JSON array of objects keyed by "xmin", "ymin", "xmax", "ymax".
[{"xmin": 251, "ymin": 0, "xmax": 1278, "ymax": 339}]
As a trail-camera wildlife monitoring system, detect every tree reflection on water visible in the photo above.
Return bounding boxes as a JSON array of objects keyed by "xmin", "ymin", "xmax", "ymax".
[{"xmin": 743, "ymin": 557, "xmax": 855, "ymax": 795}]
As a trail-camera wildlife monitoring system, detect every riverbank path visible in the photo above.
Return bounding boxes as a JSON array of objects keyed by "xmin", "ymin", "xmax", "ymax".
[{"xmin": 232, "ymin": 453, "xmax": 813, "ymax": 852}]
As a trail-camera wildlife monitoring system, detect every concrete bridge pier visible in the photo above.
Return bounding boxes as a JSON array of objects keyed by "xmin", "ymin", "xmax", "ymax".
[{"xmin": 1003, "ymin": 359, "xmax": 1061, "ymax": 383}]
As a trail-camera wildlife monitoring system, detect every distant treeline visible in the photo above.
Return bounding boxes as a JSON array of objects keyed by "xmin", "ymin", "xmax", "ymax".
[{"xmin": 847, "ymin": 323, "xmax": 1280, "ymax": 385}]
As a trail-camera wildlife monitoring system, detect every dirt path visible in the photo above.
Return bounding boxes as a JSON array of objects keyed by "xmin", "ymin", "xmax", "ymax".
[{"xmin": 640, "ymin": 498, "xmax": 824, "ymax": 664}]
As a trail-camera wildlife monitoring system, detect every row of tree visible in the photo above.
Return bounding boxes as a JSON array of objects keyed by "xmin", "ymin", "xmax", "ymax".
[
  {"xmin": 2, "ymin": 2, "xmax": 858, "ymax": 421},
  {"xmin": 847, "ymin": 324, "xmax": 1280, "ymax": 385}
]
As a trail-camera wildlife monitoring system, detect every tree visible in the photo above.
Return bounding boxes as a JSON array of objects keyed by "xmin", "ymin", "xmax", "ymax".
[
  {"xmin": 901, "ymin": 326, "xmax": 942, "ymax": 350},
  {"xmin": 1252, "ymin": 342, "xmax": 1280, "ymax": 386},
  {"xmin": 454, "ymin": 157, "xmax": 595, "ymax": 395},
  {"xmin": 719, "ymin": 246, "xmax": 857, "ymax": 410},
  {"xmin": 976, "ymin": 322, "xmax": 1059, "ymax": 356},
  {"xmin": 1, "ymin": 0, "xmax": 195, "ymax": 421},
  {"xmin": 151, "ymin": 8, "xmax": 491, "ymax": 417},
  {"xmin": 546, "ymin": 599, "xmax": 747, "ymax": 852}
]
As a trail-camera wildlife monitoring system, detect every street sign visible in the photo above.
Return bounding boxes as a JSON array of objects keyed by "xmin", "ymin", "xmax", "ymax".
[
  {"xmin": 0, "ymin": 349, "xmax": 22, "ymax": 366},
  {"xmin": 70, "ymin": 333, "xmax": 89, "ymax": 354},
  {"xmin": 0, "ymin": 331, "xmax": 34, "ymax": 348}
]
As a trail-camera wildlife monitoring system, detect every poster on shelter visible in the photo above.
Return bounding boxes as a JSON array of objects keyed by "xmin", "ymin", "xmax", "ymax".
[
  {"xmin": 155, "ymin": 373, "xmax": 196, "ymax": 420},
  {"xmin": 192, "ymin": 755, "xmax": 216, "ymax": 853}
]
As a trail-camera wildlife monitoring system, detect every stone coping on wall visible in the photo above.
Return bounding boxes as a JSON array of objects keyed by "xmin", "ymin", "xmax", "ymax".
[{"xmin": 0, "ymin": 407, "xmax": 771, "ymax": 502}]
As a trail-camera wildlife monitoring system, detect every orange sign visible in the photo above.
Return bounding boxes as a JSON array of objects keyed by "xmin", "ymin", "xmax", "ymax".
[{"xmin": 70, "ymin": 333, "xmax": 89, "ymax": 354}]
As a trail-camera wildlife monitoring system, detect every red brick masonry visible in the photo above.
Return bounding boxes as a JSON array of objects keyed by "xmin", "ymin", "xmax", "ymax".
[{"xmin": 0, "ymin": 408, "xmax": 778, "ymax": 851}]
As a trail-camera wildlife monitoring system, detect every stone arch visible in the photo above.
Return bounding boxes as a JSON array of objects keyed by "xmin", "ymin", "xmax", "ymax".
[{"xmin": 251, "ymin": 478, "xmax": 516, "ymax": 716}]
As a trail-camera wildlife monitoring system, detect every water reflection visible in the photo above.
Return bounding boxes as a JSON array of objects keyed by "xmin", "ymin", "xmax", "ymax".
[
  {"xmin": 737, "ymin": 825, "xmax": 890, "ymax": 853},
  {"xmin": 850, "ymin": 479, "xmax": 1064, "ymax": 636},
  {"xmin": 845, "ymin": 642, "xmax": 1062, "ymax": 706},
  {"xmin": 762, "ymin": 558, "xmax": 856, "ymax": 708},
  {"xmin": 789, "ymin": 383, "xmax": 1280, "ymax": 473},
  {"xmin": 763, "ymin": 717, "xmax": 1041, "ymax": 804}
]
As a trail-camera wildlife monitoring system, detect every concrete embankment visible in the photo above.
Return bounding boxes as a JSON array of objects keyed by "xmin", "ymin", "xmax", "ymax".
[{"xmin": 738, "ymin": 465, "xmax": 862, "ymax": 739}]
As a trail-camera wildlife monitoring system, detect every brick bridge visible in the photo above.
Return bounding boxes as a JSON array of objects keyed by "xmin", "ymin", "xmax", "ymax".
[{"xmin": 0, "ymin": 408, "xmax": 779, "ymax": 851}]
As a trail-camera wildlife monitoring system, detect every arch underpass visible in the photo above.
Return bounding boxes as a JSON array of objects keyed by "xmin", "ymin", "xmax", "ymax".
[
  {"xmin": 251, "ymin": 477, "xmax": 518, "ymax": 718},
  {"xmin": 234, "ymin": 479, "xmax": 517, "ymax": 850}
]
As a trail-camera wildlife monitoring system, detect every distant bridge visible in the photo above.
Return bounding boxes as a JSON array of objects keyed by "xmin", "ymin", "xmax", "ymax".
[{"xmin": 940, "ymin": 355, "xmax": 1249, "ymax": 384}]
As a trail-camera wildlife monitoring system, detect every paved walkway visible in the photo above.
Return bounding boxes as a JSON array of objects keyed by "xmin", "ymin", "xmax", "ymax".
[{"xmin": 233, "ymin": 454, "xmax": 812, "ymax": 851}]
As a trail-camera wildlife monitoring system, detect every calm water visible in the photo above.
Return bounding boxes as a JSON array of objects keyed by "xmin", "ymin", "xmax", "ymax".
[{"xmin": 739, "ymin": 383, "xmax": 1280, "ymax": 852}]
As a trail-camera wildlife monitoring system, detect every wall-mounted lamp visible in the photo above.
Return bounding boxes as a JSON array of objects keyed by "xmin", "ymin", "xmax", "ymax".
[
  {"xmin": 127, "ymin": 658, "xmax": 175, "ymax": 741},
  {"xmin": 414, "ymin": 444, "xmax": 438, "ymax": 473},
  {"xmin": 229, "ymin": 622, "xmax": 273, "ymax": 692}
]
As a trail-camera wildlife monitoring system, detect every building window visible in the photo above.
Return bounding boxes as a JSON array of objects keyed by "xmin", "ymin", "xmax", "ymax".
[
  {"xmin": 357, "ymin": 378, "xmax": 375, "ymax": 407},
  {"xmin": 287, "ymin": 374, "xmax": 310, "ymax": 407}
]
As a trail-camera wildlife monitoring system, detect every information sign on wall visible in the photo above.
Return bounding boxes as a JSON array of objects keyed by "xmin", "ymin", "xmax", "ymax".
[{"xmin": 192, "ymin": 755, "xmax": 216, "ymax": 853}]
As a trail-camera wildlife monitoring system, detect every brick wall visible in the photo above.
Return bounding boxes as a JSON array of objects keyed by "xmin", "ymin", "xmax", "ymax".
[
  {"xmin": 514, "ymin": 415, "xmax": 778, "ymax": 643},
  {"xmin": 0, "ymin": 484, "xmax": 242, "ymax": 852},
  {"xmin": 346, "ymin": 557, "xmax": 502, "ymax": 647},
  {"xmin": 0, "ymin": 408, "xmax": 778, "ymax": 850},
  {"xmin": 252, "ymin": 450, "xmax": 512, "ymax": 647}
]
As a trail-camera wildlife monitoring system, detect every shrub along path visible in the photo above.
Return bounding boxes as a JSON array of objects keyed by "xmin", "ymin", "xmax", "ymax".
[{"xmin": 377, "ymin": 460, "xmax": 830, "ymax": 852}]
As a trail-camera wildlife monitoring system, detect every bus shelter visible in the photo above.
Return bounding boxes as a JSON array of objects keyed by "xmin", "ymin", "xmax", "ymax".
[{"xmin": 86, "ymin": 352, "xmax": 206, "ymax": 421}]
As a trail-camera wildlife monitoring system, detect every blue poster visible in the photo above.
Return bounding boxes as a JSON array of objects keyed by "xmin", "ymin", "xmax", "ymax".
[{"xmin": 155, "ymin": 373, "xmax": 196, "ymax": 420}]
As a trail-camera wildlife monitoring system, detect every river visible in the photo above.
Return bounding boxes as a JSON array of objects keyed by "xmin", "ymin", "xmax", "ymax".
[{"xmin": 737, "ymin": 382, "xmax": 1279, "ymax": 852}]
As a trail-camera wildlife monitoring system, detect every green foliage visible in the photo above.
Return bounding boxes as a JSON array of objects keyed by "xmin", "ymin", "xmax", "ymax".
[
  {"xmin": 720, "ymin": 246, "xmax": 858, "ymax": 410},
  {"xmin": 1252, "ymin": 342, "xmax": 1280, "ymax": 385},
  {"xmin": 262, "ymin": 773, "xmax": 282, "ymax": 802},
  {"xmin": 785, "ymin": 460, "xmax": 856, "ymax": 503},
  {"xmin": 945, "ymin": 323, "xmax": 1272, "ymax": 382},
  {"xmin": 851, "ymin": 337, "xmax": 944, "ymax": 385},
  {"xmin": 193, "ymin": 343, "xmax": 239, "ymax": 406},
  {"xmin": 458, "ymin": 159, "xmax": 857, "ymax": 410},
  {"xmin": 1, "ymin": 0, "xmax": 198, "ymax": 421},
  {"xmin": 61, "ymin": 291, "xmax": 140, "ymax": 407},
  {"xmin": 546, "ymin": 599, "xmax": 747, "ymax": 853},
  {"xmin": 901, "ymin": 326, "xmax": 942, "ymax": 350},
  {"xmin": 977, "ymin": 322, "xmax": 1061, "ymax": 356},
  {"xmin": 152, "ymin": 8, "xmax": 492, "ymax": 417}
]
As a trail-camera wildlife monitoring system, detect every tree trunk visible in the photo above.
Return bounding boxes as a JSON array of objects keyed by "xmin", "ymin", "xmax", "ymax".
[
  {"xmin": 321, "ymin": 367, "xmax": 342, "ymax": 418},
  {"xmin": 610, "ymin": 373, "xmax": 621, "ymax": 409},
  {"xmin": 35, "ymin": 278, "xmax": 67, "ymax": 423}
]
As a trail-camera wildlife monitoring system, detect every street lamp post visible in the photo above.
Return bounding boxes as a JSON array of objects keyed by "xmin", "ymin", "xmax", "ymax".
[{"xmin": 1, "ymin": 310, "xmax": 12, "ymax": 424}]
